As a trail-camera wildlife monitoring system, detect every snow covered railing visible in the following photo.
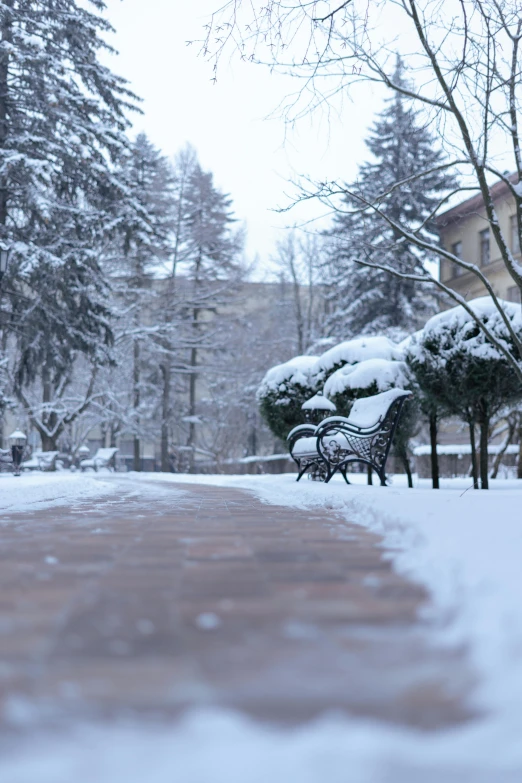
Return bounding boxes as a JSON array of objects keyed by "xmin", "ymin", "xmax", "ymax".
[
  {"xmin": 287, "ymin": 389, "xmax": 412, "ymax": 485},
  {"xmin": 413, "ymin": 444, "xmax": 519, "ymax": 457}
]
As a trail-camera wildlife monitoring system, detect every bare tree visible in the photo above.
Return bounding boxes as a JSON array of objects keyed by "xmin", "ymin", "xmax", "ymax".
[
  {"xmin": 201, "ymin": 0, "xmax": 522, "ymax": 379},
  {"xmin": 272, "ymin": 230, "xmax": 327, "ymax": 353}
]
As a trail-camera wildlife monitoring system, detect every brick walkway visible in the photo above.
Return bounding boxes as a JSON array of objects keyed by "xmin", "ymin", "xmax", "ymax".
[{"xmin": 0, "ymin": 481, "xmax": 473, "ymax": 731}]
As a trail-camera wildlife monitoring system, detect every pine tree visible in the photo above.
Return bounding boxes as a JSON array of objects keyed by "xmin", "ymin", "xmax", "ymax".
[
  {"xmin": 325, "ymin": 56, "xmax": 456, "ymax": 341},
  {"xmin": 174, "ymin": 152, "xmax": 244, "ymax": 471},
  {"xmin": 107, "ymin": 133, "xmax": 175, "ymax": 471},
  {"xmin": 0, "ymin": 0, "xmax": 139, "ymax": 449}
]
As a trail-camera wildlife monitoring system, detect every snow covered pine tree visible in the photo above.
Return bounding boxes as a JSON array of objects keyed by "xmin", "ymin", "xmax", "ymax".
[
  {"xmin": 0, "ymin": 0, "xmax": 139, "ymax": 450},
  {"xmin": 174, "ymin": 153, "xmax": 244, "ymax": 471},
  {"xmin": 108, "ymin": 134, "xmax": 175, "ymax": 471},
  {"xmin": 325, "ymin": 57, "xmax": 456, "ymax": 341}
]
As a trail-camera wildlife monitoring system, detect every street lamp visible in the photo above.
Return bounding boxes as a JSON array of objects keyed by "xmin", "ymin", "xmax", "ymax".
[
  {"xmin": 8, "ymin": 430, "xmax": 27, "ymax": 476},
  {"xmin": 0, "ymin": 245, "xmax": 11, "ymax": 284},
  {"xmin": 301, "ymin": 392, "xmax": 337, "ymax": 425}
]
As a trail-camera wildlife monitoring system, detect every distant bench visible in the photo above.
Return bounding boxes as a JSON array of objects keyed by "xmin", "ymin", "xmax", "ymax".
[
  {"xmin": 23, "ymin": 450, "xmax": 59, "ymax": 472},
  {"xmin": 80, "ymin": 447, "xmax": 119, "ymax": 472},
  {"xmin": 287, "ymin": 389, "xmax": 412, "ymax": 486}
]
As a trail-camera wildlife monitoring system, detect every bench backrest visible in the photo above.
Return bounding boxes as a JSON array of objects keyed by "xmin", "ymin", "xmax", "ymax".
[
  {"xmin": 39, "ymin": 451, "xmax": 59, "ymax": 464},
  {"xmin": 93, "ymin": 447, "xmax": 119, "ymax": 462},
  {"xmin": 346, "ymin": 389, "xmax": 411, "ymax": 429}
]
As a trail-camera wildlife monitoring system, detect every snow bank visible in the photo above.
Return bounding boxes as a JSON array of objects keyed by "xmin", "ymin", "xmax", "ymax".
[
  {"xmin": 2, "ymin": 704, "xmax": 521, "ymax": 783},
  {"xmin": 324, "ymin": 358, "xmax": 410, "ymax": 397},
  {"xmin": 313, "ymin": 336, "xmax": 403, "ymax": 378},
  {"xmin": 0, "ymin": 472, "xmax": 116, "ymax": 516}
]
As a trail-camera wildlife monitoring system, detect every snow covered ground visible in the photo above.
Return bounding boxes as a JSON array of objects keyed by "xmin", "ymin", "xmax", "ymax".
[
  {"xmin": 2, "ymin": 469, "xmax": 522, "ymax": 781},
  {"xmin": 126, "ymin": 470, "xmax": 522, "ymax": 779},
  {"xmin": 0, "ymin": 471, "xmax": 118, "ymax": 516}
]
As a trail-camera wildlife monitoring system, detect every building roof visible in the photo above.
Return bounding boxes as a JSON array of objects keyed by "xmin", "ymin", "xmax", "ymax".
[{"xmin": 436, "ymin": 173, "xmax": 519, "ymax": 227}]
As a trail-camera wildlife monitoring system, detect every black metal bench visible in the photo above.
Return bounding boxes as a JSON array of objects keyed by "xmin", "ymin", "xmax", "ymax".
[
  {"xmin": 0, "ymin": 448, "xmax": 12, "ymax": 471},
  {"xmin": 287, "ymin": 389, "xmax": 412, "ymax": 486}
]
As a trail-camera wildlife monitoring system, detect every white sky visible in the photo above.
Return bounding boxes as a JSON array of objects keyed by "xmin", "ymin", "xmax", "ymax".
[{"xmin": 103, "ymin": 0, "xmax": 384, "ymax": 276}]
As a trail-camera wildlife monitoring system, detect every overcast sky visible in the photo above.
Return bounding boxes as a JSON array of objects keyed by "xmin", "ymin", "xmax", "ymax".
[{"xmin": 103, "ymin": 0, "xmax": 384, "ymax": 276}]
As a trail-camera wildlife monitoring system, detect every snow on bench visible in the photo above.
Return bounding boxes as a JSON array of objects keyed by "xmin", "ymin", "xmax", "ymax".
[
  {"xmin": 288, "ymin": 389, "xmax": 412, "ymax": 485},
  {"xmin": 23, "ymin": 451, "xmax": 59, "ymax": 472},
  {"xmin": 80, "ymin": 447, "xmax": 119, "ymax": 472}
]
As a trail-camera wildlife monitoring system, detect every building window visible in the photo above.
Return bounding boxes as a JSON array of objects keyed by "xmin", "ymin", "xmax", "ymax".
[
  {"xmin": 479, "ymin": 228, "xmax": 490, "ymax": 265},
  {"xmin": 451, "ymin": 241, "xmax": 463, "ymax": 277},
  {"xmin": 510, "ymin": 215, "xmax": 520, "ymax": 255},
  {"xmin": 507, "ymin": 286, "xmax": 521, "ymax": 303}
]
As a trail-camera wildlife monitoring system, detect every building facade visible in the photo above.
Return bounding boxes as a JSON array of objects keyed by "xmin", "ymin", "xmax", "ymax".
[{"xmin": 437, "ymin": 178, "xmax": 521, "ymax": 303}]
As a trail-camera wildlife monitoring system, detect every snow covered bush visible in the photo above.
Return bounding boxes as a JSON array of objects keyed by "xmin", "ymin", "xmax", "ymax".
[
  {"xmin": 258, "ymin": 337, "xmax": 410, "ymax": 449},
  {"xmin": 257, "ymin": 356, "xmax": 319, "ymax": 441},
  {"xmin": 324, "ymin": 358, "xmax": 410, "ymax": 416},
  {"xmin": 407, "ymin": 297, "xmax": 522, "ymax": 489},
  {"xmin": 312, "ymin": 336, "xmax": 403, "ymax": 384}
]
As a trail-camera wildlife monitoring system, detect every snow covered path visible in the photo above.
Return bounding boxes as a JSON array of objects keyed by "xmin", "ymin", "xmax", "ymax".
[
  {"xmin": 1, "ymin": 472, "xmax": 521, "ymax": 781},
  {"xmin": 0, "ymin": 476, "xmax": 476, "ymax": 781}
]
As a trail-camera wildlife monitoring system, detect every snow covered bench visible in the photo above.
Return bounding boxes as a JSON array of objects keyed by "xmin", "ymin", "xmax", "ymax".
[
  {"xmin": 288, "ymin": 389, "xmax": 412, "ymax": 485},
  {"xmin": 0, "ymin": 448, "xmax": 12, "ymax": 469},
  {"xmin": 22, "ymin": 450, "xmax": 59, "ymax": 472},
  {"xmin": 80, "ymin": 447, "xmax": 119, "ymax": 472}
]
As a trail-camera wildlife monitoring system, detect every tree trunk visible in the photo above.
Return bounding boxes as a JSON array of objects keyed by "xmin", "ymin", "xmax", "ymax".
[
  {"xmin": 479, "ymin": 416, "xmax": 490, "ymax": 490},
  {"xmin": 133, "ymin": 337, "xmax": 141, "ymax": 472},
  {"xmin": 429, "ymin": 412, "xmax": 439, "ymax": 489},
  {"xmin": 490, "ymin": 418, "xmax": 516, "ymax": 479},
  {"xmin": 0, "ymin": 2, "xmax": 11, "ymax": 232},
  {"xmin": 399, "ymin": 450, "xmax": 413, "ymax": 488},
  {"xmin": 247, "ymin": 412, "xmax": 257, "ymax": 457},
  {"xmin": 187, "ymin": 343, "xmax": 197, "ymax": 473},
  {"xmin": 405, "ymin": 456, "xmax": 413, "ymax": 488},
  {"xmin": 41, "ymin": 432, "xmax": 58, "ymax": 452},
  {"xmin": 469, "ymin": 420, "xmax": 479, "ymax": 489},
  {"xmin": 40, "ymin": 369, "xmax": 60, "ymax": 451},
  {"xmin": 160, "ymin": 362, "xmax": 171, "ymax": 472},
  {"xmin": 518, "ymin": 418, "xmax": 522, "ymax": 480}
]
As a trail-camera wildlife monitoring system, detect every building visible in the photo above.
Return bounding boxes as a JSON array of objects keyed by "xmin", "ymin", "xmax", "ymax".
[{"xmin": 437, "ymin": 177, "xmax": 521, "ymax": 303}]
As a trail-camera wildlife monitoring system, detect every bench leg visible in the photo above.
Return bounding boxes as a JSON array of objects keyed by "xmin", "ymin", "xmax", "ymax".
[
  {"xmin": 379, "ymin": 471, "xmax": 387, "ymax": 486},
  {"xmin": 324, "ymin": 465, "xmax": 336, "ymax": 483},
  {"xmin": 296, "ymin": 464, "xmax": 308, "ymax": 482},
  {"xmin": 340, "ymin": 467, "xmax": 350, "ymax": 485}
]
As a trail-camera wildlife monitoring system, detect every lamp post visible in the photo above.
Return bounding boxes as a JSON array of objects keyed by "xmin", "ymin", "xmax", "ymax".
[
  {"xmin": 77, "ymin": 444, "xmax": 90, "ymax": 470},
  {"xmin": 301, "ymin": 392, "xmax": 337, "ymax": 425},
  {"xmin": 9, "ymin": 430, "xmax": 27, "ymax": 476},
  {"xmin": 0, "ymin": 245, "xmax": 11, "ymax": 285}
]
